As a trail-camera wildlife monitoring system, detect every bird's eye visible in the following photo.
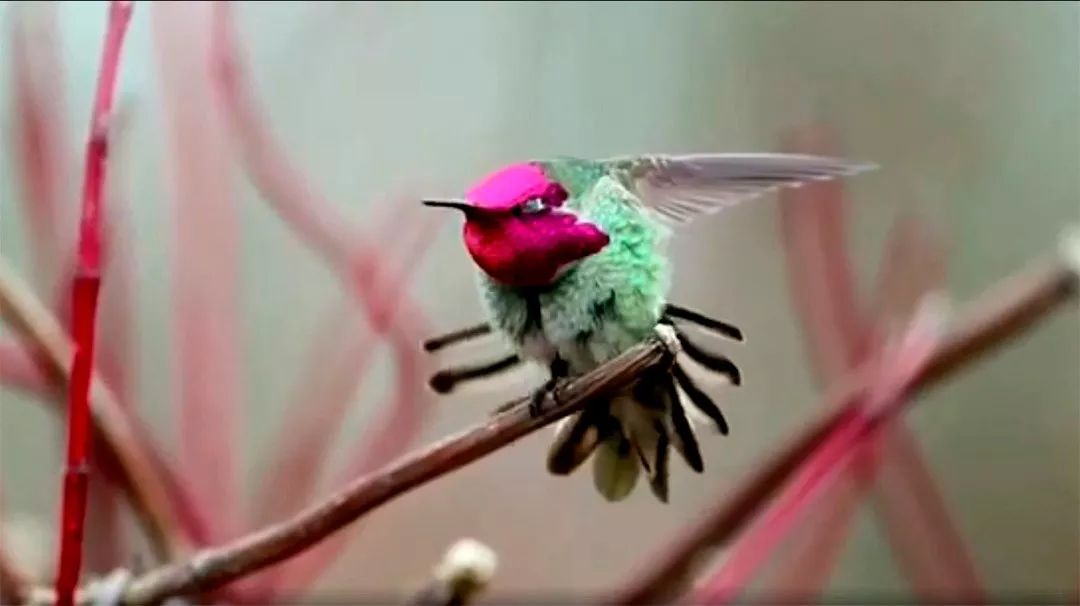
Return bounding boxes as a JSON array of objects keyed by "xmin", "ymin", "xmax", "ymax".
[{"xmin": 520, "ymin": 198, "xmax": 547, "ymax": 215}]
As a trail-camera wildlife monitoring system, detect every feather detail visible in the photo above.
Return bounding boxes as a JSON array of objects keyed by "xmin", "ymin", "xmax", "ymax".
[
  {"xmin": 547, "ymin": 405, "xmax": 608, "ymax": 475},
  {"xmin": 673, "ymin": 361, "xmax": 730, "ymax": 435},
  {"xmin": 592, "ymin": 434, "xmax": 641, "ymax": 502},
  {"xmin": 613, "ymin": 394, "xmax": 662, "ymax": 476},
  {"xmin": 601, "ymin": 153, "xmax": 878, "ymax": 226},
  {"xmin": 665, "ymin": 375, "xmax": 705, "ymax": 473},
  {"xmin": 648, "ymin": 422, "xmax": 671, "ymax": 503}
]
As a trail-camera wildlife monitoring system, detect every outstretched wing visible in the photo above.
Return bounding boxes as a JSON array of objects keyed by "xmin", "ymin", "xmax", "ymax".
[{"xmin": 601, "ymin": 153, "xmax": 878, "ymax": 225}]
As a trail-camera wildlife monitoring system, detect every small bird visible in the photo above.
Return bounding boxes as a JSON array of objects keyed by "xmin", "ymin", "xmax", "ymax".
[{"xmin": 423, "ymin": 153, "xmax": 876, "ymax": 502}]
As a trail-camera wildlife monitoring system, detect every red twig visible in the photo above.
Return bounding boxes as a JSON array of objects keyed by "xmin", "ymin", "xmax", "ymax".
[
  {"xmin": 692, "ymin": 300, "xmax": 946, "ymax": 604},
  {"xmin": 53, "ymin": 3, "xmax": 133, "ymax": 605},
  {"xmin": 769, "ymin": 125, "xmax": 982, "ymax": 599},
  {"xmin": 82, "ymin": 173, "xmax": 138, "ymax": 573},
  {"xmin": 767, "ymin": 213, "xmax": 955, "ymax": 597}
]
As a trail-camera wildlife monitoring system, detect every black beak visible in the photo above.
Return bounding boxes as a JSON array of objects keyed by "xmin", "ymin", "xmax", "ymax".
[{"xmin": 422, "ymin": 198, "xmax": 473, "ymax": 212}]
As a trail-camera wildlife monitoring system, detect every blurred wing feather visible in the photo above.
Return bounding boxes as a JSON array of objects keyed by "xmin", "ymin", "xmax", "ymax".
[{"xmin": 602, "ymin": 153, "xmax": 878, "ymax": 225}]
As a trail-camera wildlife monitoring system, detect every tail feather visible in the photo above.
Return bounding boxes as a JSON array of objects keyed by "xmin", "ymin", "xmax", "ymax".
[
  {"xmin": 546, "ymin": 364, "xmax": 717, "ymax": 503},
  {"xmin": 648, "ymin": 421, "xmax": 671, "ymax": 503},
  {"xmin": 664, "ymin": 375, "xmax": 705, "ymax": 473},
  {"xmin": 547, "ymin": 405, "xmax": 607, "ymax": 475},
  {"xmin": 592, "ymin": 433, "xmax": 641, "ymax": 502}
]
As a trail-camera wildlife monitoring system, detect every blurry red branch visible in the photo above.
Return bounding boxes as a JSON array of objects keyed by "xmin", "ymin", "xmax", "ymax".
[
  {"xmin": 207, "ymin": 1, "xmax": 437, "ymax": 596},
  {"xmin": 151, "ymin": 0, "xmax": 247, "ymax": 546},
  {"xmin": 54, "ymin": 3, "xmax": 133, "ymax": 605},
  {"xmin": 610, "ymin": 248, "xmax": 1077, "ymax": 605},
  {"xmin": 211, "ymin": 0, "xmax": 371, "ymax": 274},
  {"xmin": 7, "ymin": 2, "xmax": 73, "ymax": 293},
  {"xmin": 768, "ymin": 125, "xmax": 981, "ymax": 600},
  {"xmin": 692, "ymin": 298, "xmax": 947, "ymax": 604}
]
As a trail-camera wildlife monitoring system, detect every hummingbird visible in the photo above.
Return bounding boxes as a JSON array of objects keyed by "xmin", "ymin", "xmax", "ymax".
[{"xmin": 422, "ymin": 153, "xmax": 876, "ymax": 502}]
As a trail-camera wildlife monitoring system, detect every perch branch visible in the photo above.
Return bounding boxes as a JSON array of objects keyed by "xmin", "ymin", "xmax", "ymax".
[
  {"xmin": 610, "ymin": 249, "xmax": 1079, "ymax": 605},
  {"xmin": 0, "ymin": 255, "xmax": 191, "ymax": 561},
  {"xmin": 116, "ymin": 336, "xmax": 675, "ymax": 604}
]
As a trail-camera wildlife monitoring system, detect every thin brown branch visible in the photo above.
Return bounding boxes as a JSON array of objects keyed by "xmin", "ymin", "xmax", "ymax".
[
  {"xmin": 610, "ymin": 250, "xmax": 1078, "ymax": 605},
  {"xmin": 0, "ymin": 255, "xmax": 191, "ymax": 562},
  {"xmin": 152, "ymin": 0, "xmax": 246, "ymax": 545},
  {"xmin": 117, "ymin": 336, "xmax": 675, "ymax": 604}
]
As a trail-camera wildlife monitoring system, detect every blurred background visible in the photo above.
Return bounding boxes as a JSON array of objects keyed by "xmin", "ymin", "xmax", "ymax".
[{"xmin": 0, "ymin": 1, "xmax": 1077, "ymax": 602}]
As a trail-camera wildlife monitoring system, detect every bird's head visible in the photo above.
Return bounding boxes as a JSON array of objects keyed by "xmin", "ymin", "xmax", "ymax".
[{"xmin": 423, "ymin": 162, "xmax": 610, "ymax": 288}]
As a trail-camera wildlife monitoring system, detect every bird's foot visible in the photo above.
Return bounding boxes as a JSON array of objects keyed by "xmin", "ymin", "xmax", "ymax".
[
  {"xmin": 528, "ymin": 377, "xmax": 561, "ymax": 419},
  {"xmin": 490, "ymin": 377, "xmax": 561, "ymax": 418},
  {"xmin": 490, "ymin": 357, "xmax": 568, "ymax": 419}
]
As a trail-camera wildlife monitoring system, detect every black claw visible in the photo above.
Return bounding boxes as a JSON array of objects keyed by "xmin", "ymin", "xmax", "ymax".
[
  {"xmin": 529, "ymin": 356, "xmax": 569, "ymax": 418},
  {"xmin": 490, "ymin": 357, "xmax": 567, "ymax": 418},
  {"xmin": 528, "ymin": 380, "xmax": 557, "ymax": 418}
]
